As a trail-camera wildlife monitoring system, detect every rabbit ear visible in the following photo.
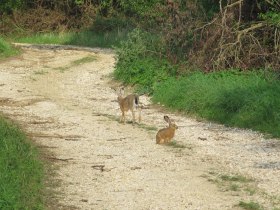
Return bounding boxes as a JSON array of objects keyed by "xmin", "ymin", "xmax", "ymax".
[{"xmin": 164, "ymin": 115, "xmax": 170, "ymax": 124}]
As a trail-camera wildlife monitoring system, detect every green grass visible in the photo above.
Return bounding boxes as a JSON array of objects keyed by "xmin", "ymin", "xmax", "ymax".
[
  {"xmin": 71, "ymin": 55, "xmax": 97, "ymax": 65},
  {"xmin": 245, "ymin": 187, "xmax": 257, "ymax": 195},
  {"xmin": 167, "ymin": 140, "xmax": 187, "ymax": 149},
  {"xmin": 206, "ymin": 171, "xmax": 256, "ymax": 194},
  {"xmin": 14, "ymin": 32, "xmax": 73, "ymax": 45},
  {"xmin": 220, "ymin": 174, "xmax": 252, "ymax": 183},
  {"xmin": 0, "ymin": 115, "xmax": 44, "ymax": 209},
  {"xmin": 238, "ymin": 201, "xmax": 263, "ymax": 210},
  {"xmin": 152, "ymin": 70, "xmax": 280, "ymax": 138},
  {"xmin": 138, "ymin": 123, "xmax": 158, "ymax": 131},
  {"xmin": 66, "ymin": 30, "xmax": 129, "ymax": 48},
  {"xmin": 53, "ymin": 66, "xmax": 69, "ymax": 73},
  {"xmin": 34, "ymin": 70, "xmax": 48, "ymax": 75},
  {"xmin": 51, "ymin": 55, "xmax": 97, "ymax": 73},
  {"xmin": 14, "ymin": 29, "xmax": 130, "ymax": 48},
  {"xmin": 0, "ymin": 36, "xmax": 19, "ymax": 58},
  {"xmin": 229, "ymin": 183, "xmax": 240, "ymax": 191}
]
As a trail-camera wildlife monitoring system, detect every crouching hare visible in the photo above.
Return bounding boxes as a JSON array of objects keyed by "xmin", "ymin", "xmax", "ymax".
[
  {"xmin": 116, "ymin": 86, "xmax": 141, "ymax": 124},
  {"xmin": 156, "ymin": 115, "xmax": 178, "ymax": 144}
]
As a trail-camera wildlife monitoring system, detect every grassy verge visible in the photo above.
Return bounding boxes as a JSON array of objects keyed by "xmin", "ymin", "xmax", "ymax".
[
  {"xmin": 14, "ymin": 29, "xmax": 129, "ymax": 48},
  {"xmin": 0, "ymin": 36, "xmax": 19, "ymax": 58},
  {"xmin": 152, "ymin": 71, "xmax": 280, "ymax": 138},
  {"xmin": 0, "ymin": 115, "xmax": 44, "ymax": 209}
]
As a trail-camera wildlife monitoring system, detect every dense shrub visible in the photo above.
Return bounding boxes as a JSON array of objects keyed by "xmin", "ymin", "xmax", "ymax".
[{"xmin": 114, "ymin": 29, "xmax": 176, "ymax": 93}]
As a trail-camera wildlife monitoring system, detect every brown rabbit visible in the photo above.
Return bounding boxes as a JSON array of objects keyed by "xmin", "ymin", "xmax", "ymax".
[
  {"xmin": 156, "ymin": 115, "xmax": 178, "ymax": 144},
  {"xmin": 116, "ymin": 86, "xmax": 141, "ymax": 124}
]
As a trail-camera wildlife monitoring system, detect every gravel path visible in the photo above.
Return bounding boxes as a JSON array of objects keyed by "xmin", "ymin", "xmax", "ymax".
[{"xmin": 0, "ymin": 44, "xmax": 279, "ymax": 209}]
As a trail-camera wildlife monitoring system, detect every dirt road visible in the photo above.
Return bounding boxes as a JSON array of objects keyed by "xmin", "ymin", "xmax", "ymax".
[{"xmin": 0, "ymin": 44, "xmax": 279, "ymax": 209}]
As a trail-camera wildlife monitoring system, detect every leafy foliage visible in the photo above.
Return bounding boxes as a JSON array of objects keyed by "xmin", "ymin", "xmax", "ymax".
[
  {"xmin": 0, "ymin": 0, "xmax": 25, "ymax": 14},
  {"xmin": 114, "ymin": 29, "xmax": 176, "ymax": 93},
  {"xmin": 260, "ymin": 11, "xmax": 280, "ymax": 26}
]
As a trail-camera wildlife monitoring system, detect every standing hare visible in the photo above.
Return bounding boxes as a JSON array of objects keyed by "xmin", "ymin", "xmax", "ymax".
[
  {"xmin": 116, "ymin": 86, "xmax": 141, "ymax": 124},
  {"xmin": 156, "ymin": 115, "xmax": 178, "ymax": 144}
]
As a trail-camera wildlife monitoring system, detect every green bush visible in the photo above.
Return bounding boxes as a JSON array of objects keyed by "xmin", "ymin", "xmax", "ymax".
[
  {"xmin": 114, "ymin": 57, "xmax": 175, "ymax": 93},
  {"xmin": 0, "ymin": 116, "xmax": 44, "ymax": 209},
  {"xmin": 114, "ymin": 29, "xmax": 175, "ymax": 93},
  {"xmin": 114, "ymin": 29, "xmax": 150, "ymax": 62},
  {"xmin": 153, "ymin": 70, "xmax": 280, "ymax": 137}
]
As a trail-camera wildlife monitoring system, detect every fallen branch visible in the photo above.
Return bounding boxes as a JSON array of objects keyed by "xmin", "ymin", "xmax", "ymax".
[{"xmin": 237, "ymin": 23, "xmax": 265, "ymax": 42}]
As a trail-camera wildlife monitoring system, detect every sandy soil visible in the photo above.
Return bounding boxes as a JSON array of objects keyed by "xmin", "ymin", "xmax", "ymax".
[{"xmin": 0, "ymin": 43, "xmax": 279, "ymax": 210}]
